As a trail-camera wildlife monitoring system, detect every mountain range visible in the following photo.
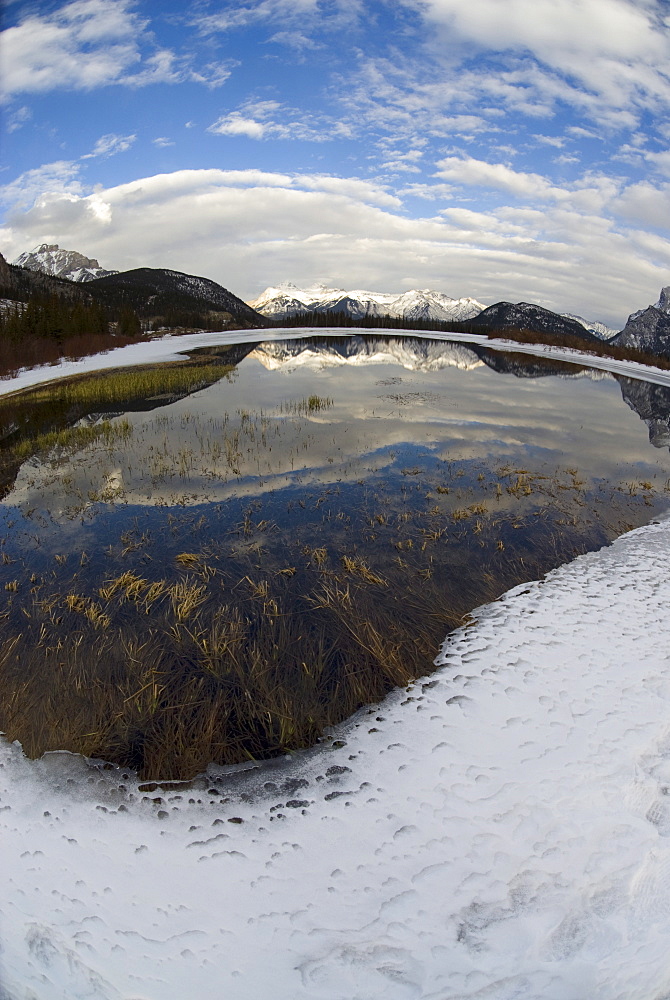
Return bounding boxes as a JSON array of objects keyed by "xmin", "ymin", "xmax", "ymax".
[
  {"xmin": 248, "ymin": 282, "xmax": 485, "ymax": 324},
  {"xmin": 1, "ymin": 246, "xmax": 266, "ymax": 332},
  {"xmin": 248, "ymin": 280, "xmax": 617, "ymax": 337},
  {"xmin": 3, "ymin": 244, "xmax": 670, "ymax": 360},
  {"xmin": 12, "ymin": 248, "xmax": 617, "ymax": 336}
]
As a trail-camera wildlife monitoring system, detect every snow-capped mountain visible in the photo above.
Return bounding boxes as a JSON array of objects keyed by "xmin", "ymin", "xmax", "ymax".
[
  {"xmin": 13, "ymin": 244, "xmax": 118, "ymax": 282},
  {"xmin": 249, "ymin": 281, "xmax": 612, "ymax": 335},
  {"xmin": 562, "ymin": 314, "xmax": 617, "ymax": 339},
  {"xmin": 248, "ymin": 282, "xmax": 486, "ymax": 323}
]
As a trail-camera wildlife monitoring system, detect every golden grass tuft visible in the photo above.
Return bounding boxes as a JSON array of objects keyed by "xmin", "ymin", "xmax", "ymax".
[
  {"xmin": 340, "ymin": 555, "xmax": 388, "ymax": 587},
  {"xmin": 170, "ymin": 579, "xmax": 208, "ymax": 621}
]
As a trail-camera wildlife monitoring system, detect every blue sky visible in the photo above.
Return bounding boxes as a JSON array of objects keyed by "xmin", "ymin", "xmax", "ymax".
[{"xmin": 1, "ymin": 0, "xmax": 670, "ymax": 326}]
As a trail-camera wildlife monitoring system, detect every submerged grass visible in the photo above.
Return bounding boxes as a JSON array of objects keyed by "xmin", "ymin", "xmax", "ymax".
[
  {"xmin": 11, "ymin": 418, "xmax": 132, "ymax": 461},
  {"xmin": 1, "ymin": 345, "xmax": 670, "ymax": 780},
  {"xmin": 0, "ymin": 466, "xmax": 653, "ymax": 780}
]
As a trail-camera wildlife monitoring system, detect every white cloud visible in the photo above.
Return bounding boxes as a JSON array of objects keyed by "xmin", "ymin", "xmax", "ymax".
[
  {"xmin": 81, "ymin": 133, "xmax": 137, "ymax": 159},
  {"xmin": 0, "ymin": 161, "xmax": 83, "ymax": 209},
  {"xmin": 1, "ymin": 166, "xmax": 667, "ymax": 328},
  {"xmin": 1, "ymin": 0, "xmax": 144, "ymax": 98},
  {"xmin": 434, "ymin": 154, "xmax": 622, "ymax": 213},
  {"xmin": 534, "ymin": 135, "xmax": 565, "ymax": 148},
  {"xmin": 0, "ymin": 0, "xmax": 233, "ymax": 99},
  {"xmin": 153, "ymin": 137, "xmax": 175, "ymax": 148},
  {"xmin": 614, "ymin": 181, "xmax": 670, "ymax": 229},
  {"xmin": 555, "ymin": 153, "xmax": 580, "ymax": 165},
  {"xmin": 293, "ymin": 175, "xmax": 400, "ymax": 207},
  {"xmin": 192, "ymin": 0, "xmax": 364, "ymax": 37},
  {"xmin": 208, "ymin": 114, "xmax": 267, "ymax": 139},
  {"xmin": 413, "ymin": 0, "xmax": 670, "ymax": 116},
  {"xmin": 6, "ymin": 105, "xmax": 32, "ymax": 132},
  {"xmin": 435, "ymin": 155, "xmax": 562, "ymax": 200},
  {"xmin": 267, "ymin": 30, "xmax": 323, "ymax": 50},
  {"xmin": 417, "ymin": 0, "xmax": 663, "ymax": 58},
  {"xmin": 188, "ymin": 61, "xmax": 235, "ymax": 89},
  {"xmin": 207, "ymin": 101, "xmax": 336, "ymax": 142},
  {"xmin": 338, "ymin": 1, "xmax": 670, "ymax": 151},
  {"xmin": 566, "ymin": 126, "xmax": 602, "ymax": 140},
  {"xmin": 399, "ymin": 182, "xmax": 456, "ymax": 200},
  {"xmin": 640, "ymin": 150, "xmax": 670, "ymax": 177}
]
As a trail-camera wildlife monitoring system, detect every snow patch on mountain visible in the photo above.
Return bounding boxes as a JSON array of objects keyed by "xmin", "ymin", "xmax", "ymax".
[
  {"xmin": 249, "ymin": 282, "xmax": 486, "ymax": 322},
  {"xmin": 12, "ymin": 244, "xmax": 118, "ymax": 282},
  {"xmin": 562, "ymin": 313, "xmax": 617, "ymax": 339}
]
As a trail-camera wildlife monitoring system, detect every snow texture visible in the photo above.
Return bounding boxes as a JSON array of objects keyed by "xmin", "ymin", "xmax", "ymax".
[
  {"xmin": 3, "ymin": 506, "xmax": 670, "ymax": 997},
  {"xmin": 1, "ymin": 331, "xmax": 670, "ymax": 996}
]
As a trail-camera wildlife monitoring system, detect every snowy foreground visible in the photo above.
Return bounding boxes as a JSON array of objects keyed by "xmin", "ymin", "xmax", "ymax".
[
  {"xmin": 3, "ymin": 516, "xmax": 670, "ymax": 998},
  {"xmin": 3, "ymin": 332, "xmax": 670, "ymax": 998}
]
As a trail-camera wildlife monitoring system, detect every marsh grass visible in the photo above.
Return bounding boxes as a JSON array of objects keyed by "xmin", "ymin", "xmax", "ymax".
[
  {"xmin": 280, "ymin": 395, "xmax": 333, "ymax": 415},
  {"xmin": 2, "ymin": 349, "xmax": 670, "ymax": 779},
  {"xmin": 11, "ymin": 418, "xmax": 133, "ymax": 461},
  {"xmin": 0, "ymin": 460, "xmax": 658, "ymax": 779},
  {"xmin": 3, "ymin": 363, "xmax": 235, "ymax": 411},
  {"xmin": 0, "ymin": 362, "xmax": 236, "ymax": 493}
]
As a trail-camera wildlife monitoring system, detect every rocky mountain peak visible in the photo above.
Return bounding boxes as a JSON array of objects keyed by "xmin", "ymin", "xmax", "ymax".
[
  {"xmin": 12, "ymin": 244, "xmax": 118, "ymax": 283},
  {"xmin": 608, "ymin": 285, "xmax": 670, "ymax": 360},
  {"xmin": 654, "ymin": 286, "xmax": 670, "ymax": 314}
]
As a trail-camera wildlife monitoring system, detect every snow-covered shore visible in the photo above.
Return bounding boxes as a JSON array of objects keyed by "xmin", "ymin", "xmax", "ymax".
[
  {"xmin": 2, "ymin": 330, "xmax": 670, "ymax": 998},
  {"xmin": 2, "ymin": 325, "xmax": 670, "ymax": 398},
  {"xmin": 2, "ymin": 515, "xmax": 670, "ymax": 998}
]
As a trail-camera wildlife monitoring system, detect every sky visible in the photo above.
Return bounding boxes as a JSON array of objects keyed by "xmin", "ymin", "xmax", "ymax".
[{"xmin": 1, "ymin": 0, "xmax": 670, "ymax": 327}]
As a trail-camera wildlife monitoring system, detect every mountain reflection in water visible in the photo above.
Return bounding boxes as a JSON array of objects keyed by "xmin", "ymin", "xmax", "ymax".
[{"xmin": 1, "ymin": 332, "xmax": 670, "ymax": 779}]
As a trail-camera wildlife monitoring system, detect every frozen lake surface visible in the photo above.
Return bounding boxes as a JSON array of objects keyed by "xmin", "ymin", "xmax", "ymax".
[{"xmin": 2, "ymin": 330, "xmax": 670, "ymax": 998}]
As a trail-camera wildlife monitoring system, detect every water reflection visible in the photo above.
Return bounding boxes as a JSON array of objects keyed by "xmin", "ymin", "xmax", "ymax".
[{"xmin": 1, "ymin": 333, "xmax": 669, "ymax": 778}]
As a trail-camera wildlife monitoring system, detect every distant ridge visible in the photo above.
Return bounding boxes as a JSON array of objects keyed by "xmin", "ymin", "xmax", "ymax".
[
  {"xmin": 249, "ymin": 281, "xmax": 613, "ymax": 336},
  {"xmin": 0, "ymin": 251, "xmax": 267, "ymax": 332},
  {"xmin": 468, "ymin": 301, "xmax": 602, "ymax": 344},
  {"xmin": 86, "ymin": 267, "xmax": 266, "ymax": 329},
  {"xmin": 248, "ymin": 282, "xmax": 485, "ymax": 323}
]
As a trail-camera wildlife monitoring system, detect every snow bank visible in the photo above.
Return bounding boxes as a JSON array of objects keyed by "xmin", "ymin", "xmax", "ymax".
[
  {"xmin": 3, "ymin": 514, "xmax": 670, "ymax": 999},
  {"xmin": 2, "ymin": 326, "xmax": 670, "ymax": 399}
]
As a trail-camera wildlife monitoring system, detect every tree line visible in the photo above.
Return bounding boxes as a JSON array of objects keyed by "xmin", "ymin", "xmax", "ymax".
[
  {"xmin": 0, "ymin": 295, "xmax": 142, "ymax": 342},
  {"xmin": 273, "ymin": 309, "xmax": 483, "ymax": 335}
]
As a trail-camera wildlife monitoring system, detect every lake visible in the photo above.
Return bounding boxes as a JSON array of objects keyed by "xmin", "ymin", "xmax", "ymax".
[{"xmin": 1, "ymin": 332, "xmax": 669, "ymax": 778}]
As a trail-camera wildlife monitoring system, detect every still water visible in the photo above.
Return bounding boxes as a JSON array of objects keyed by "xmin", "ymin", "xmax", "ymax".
[{"xmin": 1, "ymin": 334, "xmax": 669, "ymax": 777}]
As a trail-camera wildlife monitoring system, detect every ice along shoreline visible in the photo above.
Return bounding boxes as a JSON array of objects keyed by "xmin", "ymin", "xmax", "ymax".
[{"xmin": 2, "ymin": 324, "xmax": 670, "ymax": 399}]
